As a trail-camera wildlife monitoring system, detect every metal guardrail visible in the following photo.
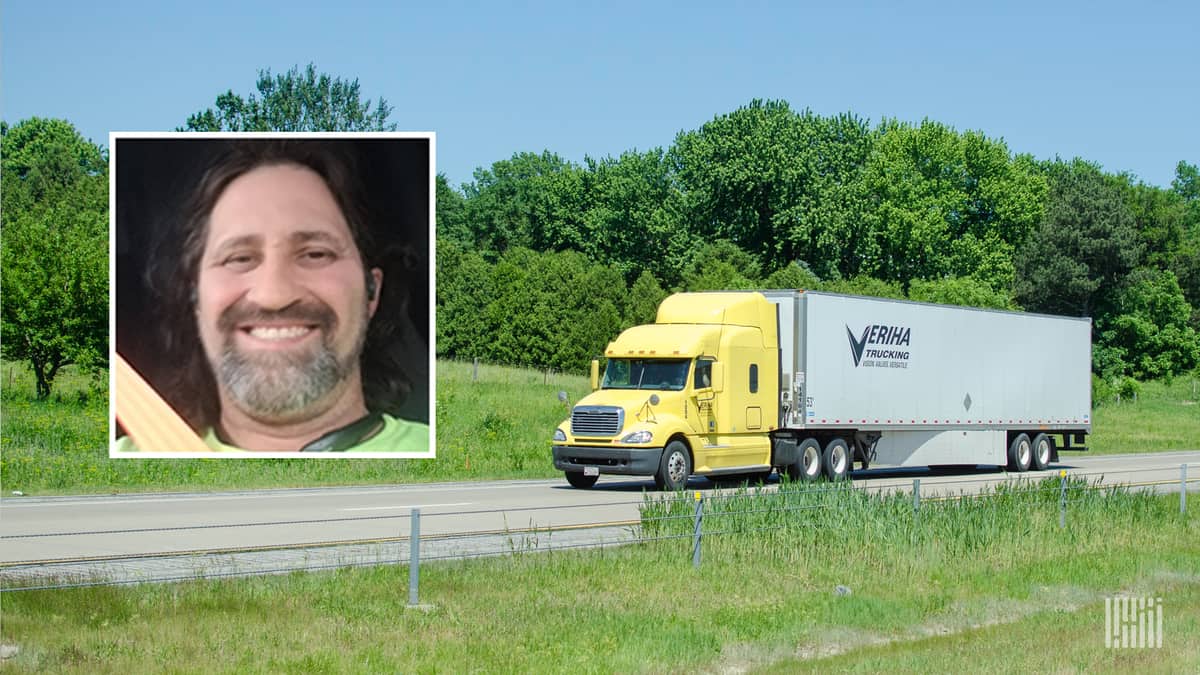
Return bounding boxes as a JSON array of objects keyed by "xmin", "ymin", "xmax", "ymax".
[{"xmin": 0, "ymin": 464, "xmax": 1195, "ymax": 597}]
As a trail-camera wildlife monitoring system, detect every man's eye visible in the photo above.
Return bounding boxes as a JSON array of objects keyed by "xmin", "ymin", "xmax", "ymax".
[
  {"xmin": 299, "ymin": 249, "xmax": 337, "ymax": 265},
  {"xmin": 222, "ymin": 253, "xmax": 258, "ymax": 269}
]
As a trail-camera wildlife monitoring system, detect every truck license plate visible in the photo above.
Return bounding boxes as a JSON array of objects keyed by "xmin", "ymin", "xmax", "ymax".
[{"xmin": 583, "ymin": 466, "xmax": 599, "ymax": 477}]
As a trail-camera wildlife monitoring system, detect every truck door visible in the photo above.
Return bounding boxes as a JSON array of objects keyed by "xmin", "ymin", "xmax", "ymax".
[{"xmin": 691, "ymin": 357, "xmax": 716, "ymax": 434}]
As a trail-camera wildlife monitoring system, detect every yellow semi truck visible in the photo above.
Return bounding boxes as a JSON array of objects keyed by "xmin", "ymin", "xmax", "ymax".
[{"xmin": 552, "ymin": 290, "xmax": 1092, "ymax": 490}]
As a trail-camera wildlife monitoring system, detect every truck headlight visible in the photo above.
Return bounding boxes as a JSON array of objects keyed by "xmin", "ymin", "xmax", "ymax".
[
  {"xmin": 553, "ymin": 428, "xmax": 567, "ymax": 442},
  {"xmin": 621, "ymin": 430, "xmax": 653, "ymax": 444}
]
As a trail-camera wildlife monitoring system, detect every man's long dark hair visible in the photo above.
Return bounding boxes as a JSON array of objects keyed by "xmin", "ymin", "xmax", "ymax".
[{"xmin": 145, "ymin": 140, "xmax": 417, "ymax": 432}]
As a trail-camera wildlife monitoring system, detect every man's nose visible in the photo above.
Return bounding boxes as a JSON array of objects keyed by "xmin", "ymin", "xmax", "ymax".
[{"xmin": 244, "ymin": 259, "xmax": 305, "ymax": 310}]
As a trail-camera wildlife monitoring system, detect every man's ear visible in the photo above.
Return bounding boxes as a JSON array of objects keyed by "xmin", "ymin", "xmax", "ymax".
[{"xmin": 367, "ymin": 268, "xmax": 383, "ymax": 317}]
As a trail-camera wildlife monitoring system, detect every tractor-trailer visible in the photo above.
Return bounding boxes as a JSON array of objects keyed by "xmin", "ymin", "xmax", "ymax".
[{"xmin": 552, "ymin": 290, "xmax": 1091, "ymax": 490}]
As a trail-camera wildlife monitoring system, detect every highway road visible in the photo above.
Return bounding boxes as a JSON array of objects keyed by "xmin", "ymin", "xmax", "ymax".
[{"xmin": 2, "ymin": 450, "xmax": 1196, "ymax": 586}]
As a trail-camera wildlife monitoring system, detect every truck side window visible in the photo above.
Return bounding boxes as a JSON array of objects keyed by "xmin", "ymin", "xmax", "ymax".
[
  {"xmin": 695, "ymin": 358, "xmax": 713, "ymax": 389},
  {"xmin": 749, "ymin": 364, "xmax": 758, "ymax": 393}
]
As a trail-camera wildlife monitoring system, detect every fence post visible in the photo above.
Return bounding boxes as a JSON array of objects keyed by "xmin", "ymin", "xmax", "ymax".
[
  {"xmin": 1183, "ymin": 464, "xmax": 1188, "ymax": 515},
  {"xmin": 1059, "ymin": 470, "xmax": 1068, "ymax": 529},
  {"xmin": 912, "ymin": 479, "xmax": 920, "ymax": 517},
  {"xmin": 408, "ymin": 508, "xmax": 421, "ymax": 606},
  {"xmin": 472, "ymin": 358, "xmax": 479, "ymax": 382},
  {"xmin": 692, "ymin": 492, "xmax": 703, "ymax": 569}
]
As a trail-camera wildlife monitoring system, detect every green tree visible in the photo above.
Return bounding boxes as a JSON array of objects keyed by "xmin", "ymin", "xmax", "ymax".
[
  {"xmin": 860, "ymin": 120, "xmax": 1046, "ymax": 290},
  {"xmin": 463, "ymin": 151, "xmax": 590, "ymax": 254},
  {"xmin": 181, "ymin": 64, "xmax": 395, "ymax": 132},
  {"xmin": 436, "ymin": 239, "xmax": 496, "ymax": 360},
  {"xmin": 1, "ymin": 119, "xmax": 109, "ymax": 398},
  {"xmin": 1096, "ymin": 269, "xmax": 1199, "ymax": 378},
  {"xmin": 763, "ymin": 260, "xmax": 822, "ymax": 290},
  {"xmin": 436, "ymin": 174, "xmax": 470, "ymax": 246},
  {"xmin": 1015, "ymin": 159, "xmax": 1141, "ymax": 318},
  {"xmin": 624, "ymin": 270, "xmax": 668, "ymax": 328},
  {"xmin": 678, "ymin": 239, "xmax": 761, "ymax": 291},
  {"xmin": 1169, "ymin": 161, "xmax": 1200, "ymax": 317},
  {"xmin": 820, "ymin": 276, "xmax": 906, "ymax": 300},
  {"xmin": 478, "ymin": 248, "xmax": 624, "ymax": 371},
  {"xmin": 582, "ymin": 149, "xmax": 691, "ymax": 286},
  {"xmin": 907, "ymin": 277, "xmax": 1017, "ymax": 310},
  {"xmin": 669, "ymin": 101, "xmax": 873, "ymax": 280}
]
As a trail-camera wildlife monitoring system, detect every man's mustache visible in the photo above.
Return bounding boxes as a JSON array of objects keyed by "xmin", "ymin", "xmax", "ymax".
[{"xmin": 216, "ymin": 299, "xmax": 338, "ymax": 334}]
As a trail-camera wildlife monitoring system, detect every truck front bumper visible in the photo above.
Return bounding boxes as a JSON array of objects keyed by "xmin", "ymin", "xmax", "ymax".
[{"xmin": 553, "ymin": 445, "xmax": 663, "ymax": 476}]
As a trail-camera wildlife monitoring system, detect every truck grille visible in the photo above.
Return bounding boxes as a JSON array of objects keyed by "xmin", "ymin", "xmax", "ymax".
[{"xmin": 571, "ymin": 406, "xmax": 623, "ymax": 436}]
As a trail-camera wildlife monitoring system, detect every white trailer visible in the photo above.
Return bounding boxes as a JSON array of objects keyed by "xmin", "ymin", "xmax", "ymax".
[{"xmin": 765, "ymin": 290, "xmax": 1092, "ymax": 474}]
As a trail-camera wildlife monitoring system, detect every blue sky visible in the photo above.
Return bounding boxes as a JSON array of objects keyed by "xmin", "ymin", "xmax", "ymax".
[{"xmin": 4, "ymin": 1, "xmax": 1197, "ymax": 189}]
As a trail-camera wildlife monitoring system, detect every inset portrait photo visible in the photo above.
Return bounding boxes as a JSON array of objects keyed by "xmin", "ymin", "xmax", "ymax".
[{"xmin": 111, "ymin": 133, "xmax": 434, "ymax": 458}]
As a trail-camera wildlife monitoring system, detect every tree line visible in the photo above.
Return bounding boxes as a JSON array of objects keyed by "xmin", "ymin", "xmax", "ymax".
[
  {"xmin": 438, "ymin": 100, "xmax": 1199, "ymax": 380},
  {"xmin": 2, "ymin": 69, "xmax": 1196, "ymax": 399}
]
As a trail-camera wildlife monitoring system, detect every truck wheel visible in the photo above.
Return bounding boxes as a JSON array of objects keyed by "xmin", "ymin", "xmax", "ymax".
[
  {"xmin": 823, "ymin": 438, "xmax": 851, "ymax": 481},
  {"xmin": 655, "ymin": 441, "xmax": 692, "ymax": 491},
  {"xmin": 1007, "ymin": 433, "xmax": 1032, "ymax": 472},
  {"xmin": 1030, "ymin": 433, "xmax": 1053, "ymax": 471},
  {"xmin": 565, "ymin": 471, "xmax": 599, "ymax": 489},
  {"xmin": 785, "ymin": 438, "xmax": 823, "ymax": 482}
]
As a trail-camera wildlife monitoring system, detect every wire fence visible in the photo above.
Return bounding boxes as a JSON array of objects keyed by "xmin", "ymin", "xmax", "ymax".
[{"xmin": 1, "ymin": 464, "xmax": 1195, "ymax": 598}]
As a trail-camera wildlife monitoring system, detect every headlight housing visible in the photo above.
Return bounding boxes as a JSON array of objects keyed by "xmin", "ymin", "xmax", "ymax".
[
  {"xmin": 621, "ymin": 430, "xmax": 653, "ymax": 444},
  {"xmin": 553, "ymin": 428, "xmax": 567, "ymax": 442}
]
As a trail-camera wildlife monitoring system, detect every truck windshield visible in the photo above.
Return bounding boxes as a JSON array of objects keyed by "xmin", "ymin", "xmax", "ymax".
[{"xmin": 602, "ymin": 358, "xmax": 690, "ymax": 391}]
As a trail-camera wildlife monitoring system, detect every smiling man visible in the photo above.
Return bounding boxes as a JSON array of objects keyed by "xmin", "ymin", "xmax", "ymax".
[{"xmin": 114, "ymin": 138, "xmax": 431, "ymax": 454}]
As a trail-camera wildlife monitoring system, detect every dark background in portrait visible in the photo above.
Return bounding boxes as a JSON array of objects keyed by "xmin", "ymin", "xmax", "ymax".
[{"xmin": 114, "ymin": 137, "xmax": 431, "ymax": 426}]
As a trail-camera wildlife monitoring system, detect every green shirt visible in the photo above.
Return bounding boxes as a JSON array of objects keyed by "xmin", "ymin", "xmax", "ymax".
[{"xmin": 115, "ymin": 414, "xmax": 429, "ymax": 453}]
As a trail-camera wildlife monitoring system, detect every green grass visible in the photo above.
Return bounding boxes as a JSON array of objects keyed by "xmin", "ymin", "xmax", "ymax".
[
  {"xmin": 768, "ymin": 586, "xmax": 1200, "ymax": 673},
  {"xmin": 1089, "ymin": 376, "xmax": 1200, "ymax": 454},
  {"xmin": 0, "ymin": 481, "xmax": 1195, "ymax": 672},
  {"xmin": 1, "ymin": 359, "xmax": 584, "ymax": 495},
  {"xmin": 1, "ymin": 359, "xmax": 1196, "ymax": 495}
]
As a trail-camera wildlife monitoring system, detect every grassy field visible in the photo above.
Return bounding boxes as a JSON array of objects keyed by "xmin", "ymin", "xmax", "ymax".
[
  {"xmin": 0, "ymin": 480, "xmax": 1195, "ymax": 672},
  {"xmin": 0, "ymin": 360, "xmax": 1196, "ymax": 495},
  {"xmin": 0, "ymin": 359, "xmax": 587, "ymax": 494},
  {"xmin": 1088, "ymin": 376, "xmax": 1200, "ymax": 454}
]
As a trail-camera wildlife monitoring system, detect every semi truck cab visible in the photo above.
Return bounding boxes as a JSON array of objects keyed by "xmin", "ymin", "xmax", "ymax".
[{"xmin": 552, "ymin": 293, "xmax": 780, "ymax": 489}]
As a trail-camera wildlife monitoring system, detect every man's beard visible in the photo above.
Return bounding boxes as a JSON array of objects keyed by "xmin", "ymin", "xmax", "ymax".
[{"xmin": 213, "ymin": 299, "xmax": 368, "ymax": 423}]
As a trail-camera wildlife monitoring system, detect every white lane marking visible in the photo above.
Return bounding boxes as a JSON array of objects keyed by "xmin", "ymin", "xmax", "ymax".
[{"xmin": 341, "ymin": 502, "xmax": 473, "ymax": 512}]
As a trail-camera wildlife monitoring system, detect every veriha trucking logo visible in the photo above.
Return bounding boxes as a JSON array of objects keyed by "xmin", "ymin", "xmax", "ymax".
[{"xmin": 846, "ymin": 324, "xmax": 912, "ymax": 368}]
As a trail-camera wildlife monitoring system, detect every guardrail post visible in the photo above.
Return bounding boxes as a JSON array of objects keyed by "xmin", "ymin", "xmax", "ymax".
[
  {"xmin": 912, "ymin": 479, "xmax": 920, "ymax": 517},
  {"xmin": 1059, "ymin": 471, "xmax": 1068, "ymax": 529},
  {"xmin": 692, "ymin": 492, "xmax": 703, "ymax": 569},
  {"xmin": 408, "ymin": 508, "xmax": 421, "ymax": 606},
  {"xmin": 1183, "ymin": 464, "xmax": 1188, "ymax": 515}
]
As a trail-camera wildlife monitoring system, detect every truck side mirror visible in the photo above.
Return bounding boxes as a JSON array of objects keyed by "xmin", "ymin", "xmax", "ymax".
[
  {"xmin": 710, "ymin": 362, "xmax": 725, "ymax": 393},
  {"xmin": 590, "ymin": 359, "xmax": 600, "ymax": 392}
]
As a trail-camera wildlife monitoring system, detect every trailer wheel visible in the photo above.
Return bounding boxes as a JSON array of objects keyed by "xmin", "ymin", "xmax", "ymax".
[
  {"xmin": 1007, "ymin": 433, "xmax": 1032, "ymax": 472},
  {"xmin": 785, "ymin": 438, "xmax": 823, "ymax": 482},
  {"xmin": 565, "ymin": 471, "xmax": 599, "ymax": 489},
  {"xmin": 655, "ymin": 441, "xmax": 692, "ymax": 491},
  {"xmin": 1030, "ymin": 433, "xmax": 1053, "ymax": 471},
  {"xmin": 823, "ymin": 438, "xmax": 851, "ymax": 481}
]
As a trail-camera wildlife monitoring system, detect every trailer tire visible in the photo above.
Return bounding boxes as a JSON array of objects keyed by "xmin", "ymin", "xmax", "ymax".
[
  {"xmin": 565, "ymin": 471, "xmax": 599, "ymax": 489},
  {"xmin": 1007, "ymin": 433, "xmax": 1032, "ymax": 472},
  {"xmin": 823, "ymin": 438, "xmax": 851, "ymax": 481},
  {"xmin": 655, "ymin": 441, "xmax": 692, "ymax": 491},
  {"xmin": 1030, "ymin": 433, "xmax": 1053, "ymax": 471},
  {"xmin": 785, "ymin": 438, "xmax": 823, "ymax": 482}
]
